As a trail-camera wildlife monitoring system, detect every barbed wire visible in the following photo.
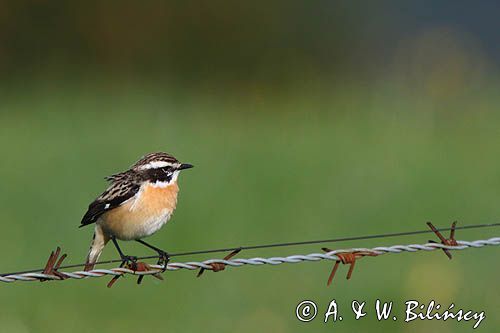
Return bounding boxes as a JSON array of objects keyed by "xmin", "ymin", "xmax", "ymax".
[
  {"xmin": 1, "ymin": 236, "xmax": 499, "ymax": 284},
  {"xmin": 3, "ymin": 221, "xmax": 500, "ymax": 277}
]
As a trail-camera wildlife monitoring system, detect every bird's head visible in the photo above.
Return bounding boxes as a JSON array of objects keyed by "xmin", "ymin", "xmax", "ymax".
[{"xmin": 133, "ymin": 152, "xmax": 193, "ymax": 186}]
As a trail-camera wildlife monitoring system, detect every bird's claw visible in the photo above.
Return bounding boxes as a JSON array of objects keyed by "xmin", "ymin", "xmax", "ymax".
[
  {"xmin": 156, "ymin": 251, "xmax": 170, "ymax": 272},
  {"xmin": 108, "ymin": 257, "xmax": 165, "ymax": 288},
  {"xmin": 119, "ymin": 255, "xmax": 138, "ymax": 270}
]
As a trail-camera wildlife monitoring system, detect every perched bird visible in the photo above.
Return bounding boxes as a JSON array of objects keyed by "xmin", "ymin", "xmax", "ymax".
[{"xmin": 80, "ymin": 152, "xmax": 193, "ymax": 271}]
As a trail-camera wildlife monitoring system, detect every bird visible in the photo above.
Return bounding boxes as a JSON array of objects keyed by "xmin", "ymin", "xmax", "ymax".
[{"xmin": 80, "ymin": 152, "xmax": 193, "ymax": 271}]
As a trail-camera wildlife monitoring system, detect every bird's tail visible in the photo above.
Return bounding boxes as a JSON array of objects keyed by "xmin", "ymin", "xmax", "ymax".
[{"xmin": 84, "ymin": 224, "xmax": 110, "ymax": 271}]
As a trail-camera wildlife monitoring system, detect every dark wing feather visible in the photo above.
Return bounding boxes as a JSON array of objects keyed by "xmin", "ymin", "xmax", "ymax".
[
  {"xmin": 104, "ymin": 171, "xmax": 129, "ymax": 183},
  {"xmin": 80, "ymin": 180, "xmax": 140, "ymax": 227}
]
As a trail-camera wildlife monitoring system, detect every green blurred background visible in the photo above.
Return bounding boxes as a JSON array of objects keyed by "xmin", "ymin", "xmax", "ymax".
[{"xmin": 0, "ymin": 1, "xmax": 499, "ymax": 332}]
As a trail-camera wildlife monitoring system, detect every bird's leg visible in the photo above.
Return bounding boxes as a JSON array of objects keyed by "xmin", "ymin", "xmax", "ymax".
[
  {"xmin": 111, "ymin": 237, "xmax": 137, "ymax": 270},
  {"xmin": 135, "ymin": 239, "xmax": 170, "ymax": 271}
]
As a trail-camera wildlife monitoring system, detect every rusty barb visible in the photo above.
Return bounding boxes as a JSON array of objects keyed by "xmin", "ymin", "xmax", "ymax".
[
  {"xmin": 40, "ymin": 247, "xmax": 163, "ymax": 287},
  {"xmin": 197, "ymin": 248, "xmax": 242, "ymax": 277},
  {"xmin": 320, "ymin": 221, "xmax": 462, "ymax": 286},
  {"xmin": 321, "ymin": 249, "xmax": 378, "ymax": 286},
  {"xmin": 107, "ymin": 261, "xmax": 163, "ymax": 288},
  {"xmin": 40, "ymin": 246, "xmax": 67, "ymax": 281},
  {"xmin": 427, "ymin": 221, "xmax": 458, "ymax": 259},
  {"xmin": 40, "ymin": 246, "xmax": 244, "ymax": 287}
]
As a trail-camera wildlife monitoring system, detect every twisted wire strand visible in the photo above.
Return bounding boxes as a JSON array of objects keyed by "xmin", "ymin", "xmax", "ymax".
[
  {"xmin": 1, "ymin": 237, "xmax": 498, "ymax": 283},
  {"xmin": 4, "ymin": 222, "xmax": 499, "ymax": 276}
]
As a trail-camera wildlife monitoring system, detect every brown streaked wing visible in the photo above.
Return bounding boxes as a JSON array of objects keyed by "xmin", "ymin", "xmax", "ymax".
[{"xmin": 80, "ymin": 180, "xmax": 140, "ymax": 227}]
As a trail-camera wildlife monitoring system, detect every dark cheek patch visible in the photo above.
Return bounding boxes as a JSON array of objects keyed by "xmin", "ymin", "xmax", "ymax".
[{"xmin": 146, "ymin": 168, "xmax": 172, "ymax": 183}]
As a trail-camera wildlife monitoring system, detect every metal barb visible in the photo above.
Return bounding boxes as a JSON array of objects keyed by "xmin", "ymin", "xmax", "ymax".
[
  {"xmin": 321, "ymin": 248, "xmax": 378, "ymax": 286},
  {"xmin": 107, "ymin": 261, "xmax": 163, "ymax": 288},
  {"xmin": 427, "ymin": 221, "xmax": 458, "ymax": 259},
  {"xmin": 40, "ymin": 246, "xmax": 67, "ymax": 281},
  {"xmin": 197, "ymin": 248, "xmax": 242, "ymax": 277}
]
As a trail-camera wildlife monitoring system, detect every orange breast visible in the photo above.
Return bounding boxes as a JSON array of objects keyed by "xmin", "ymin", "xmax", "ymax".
[
  {"xmin": 99, "ymin": 182, "xmax": 179, "ymax": 240},
  {"xmin": 134, "ymin": 182, "xmax": 179, "ymax": 212}
]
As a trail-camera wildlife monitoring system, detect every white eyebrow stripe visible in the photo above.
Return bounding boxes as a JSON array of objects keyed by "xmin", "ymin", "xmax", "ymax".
[{"xmin": 137, "ymin": 161, "xmax": 176, "ymax": 170}]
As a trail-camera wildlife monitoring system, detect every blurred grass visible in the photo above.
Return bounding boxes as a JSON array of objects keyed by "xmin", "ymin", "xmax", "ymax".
[{"xmin": 0, "ymin": 81, "xmax": 499, "ymax": 332}]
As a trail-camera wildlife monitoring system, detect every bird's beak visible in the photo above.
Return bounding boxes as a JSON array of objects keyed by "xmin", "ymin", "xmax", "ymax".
[{"xmin": 178, "ymin": 163, "xmax": 194, "ymax": 170}]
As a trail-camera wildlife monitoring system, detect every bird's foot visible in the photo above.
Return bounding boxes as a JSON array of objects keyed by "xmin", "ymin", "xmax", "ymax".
[
  {"xmin": 119, "ymin": 255, "xmax": 138, "ymax": 270},
  {"xmin": 156, "ymin": 250, "xmax": 170, "ymax": 272},
  {"xmin": 107, "ymin": 255, "xmax": 139, "ymax": 288}
]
